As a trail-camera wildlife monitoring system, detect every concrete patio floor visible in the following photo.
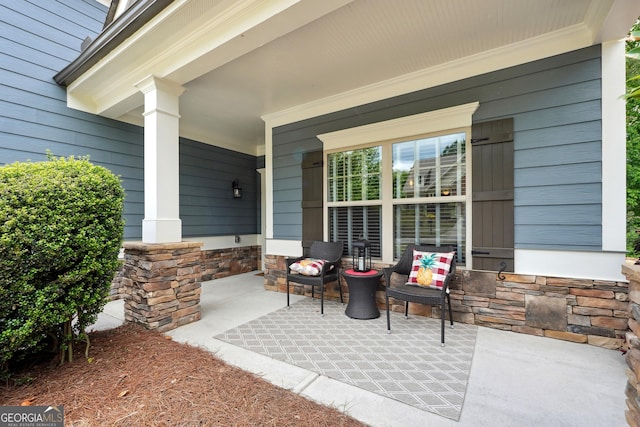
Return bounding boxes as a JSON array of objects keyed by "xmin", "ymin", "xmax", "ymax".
[{"xmin": 93, "ymin": 272, "xmax": 628, "ymax": 427}]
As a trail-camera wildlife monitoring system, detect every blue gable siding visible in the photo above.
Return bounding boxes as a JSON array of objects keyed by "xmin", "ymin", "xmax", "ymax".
[
  {"xmin": 0, "ymin": 0, "xmax": 144, "ymax": 240},
  {"xmin": 1, "ymin": 0, "xmax": 259, "ymax": 241},
  {"xmin": 272, "ymin": 46, "xmax": 602, "ymax": 251}
]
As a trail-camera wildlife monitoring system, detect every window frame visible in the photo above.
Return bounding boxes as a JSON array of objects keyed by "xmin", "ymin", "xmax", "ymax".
[
  {"xmin": 319, "ymin": 102, "xmax": 479, "ymax": 267},
  {"xmin": 389, "ymin": 133, "xmax": 467, "ymax": 259}
]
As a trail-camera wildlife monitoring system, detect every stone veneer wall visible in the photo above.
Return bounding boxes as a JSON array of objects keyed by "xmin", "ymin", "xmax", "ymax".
[
  {"xmin": 112, "ymin": 245, "xmax": 260, "ymax": 299},
  {"xmin": 623, "ymin": 262, "xmax": 640, "ymax": 426},
  {"xmin": 110, "ymin": 259, "xmax": 126, "ymax": 299},
  {"xmin": 264, "ymin": 254, "xmax": 628, "ymax": 350},
  {"xmin": 109, "ymin": 243, "xmax": 260, "ymax": 332},
  {"xmin": 201, "ymin": 245, "xmax": 260, "ymax": 281},
  {"xmin": 119, "ymin": 242, "xmax": 203, "ymax": 332}
]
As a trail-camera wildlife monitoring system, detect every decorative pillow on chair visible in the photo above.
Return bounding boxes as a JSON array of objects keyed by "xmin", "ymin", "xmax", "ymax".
[
  {"xmin": 289, "ymin": 258, "xmax": 333, "ymax": 276},
  {"xmin": 407, "ymin": 250, "xmax": 455, "ymax": 289}
]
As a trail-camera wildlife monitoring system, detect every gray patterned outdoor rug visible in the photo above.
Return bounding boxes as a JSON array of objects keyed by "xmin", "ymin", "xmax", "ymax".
[{"xmin": 215, "ymin": 298, "xmax": 477, "ymax": 420}]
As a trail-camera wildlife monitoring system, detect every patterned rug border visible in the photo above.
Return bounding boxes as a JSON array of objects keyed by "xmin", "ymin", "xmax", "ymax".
[{"xmin": 215, "ymin": 298, "xmax": 478, "ymax": 421}]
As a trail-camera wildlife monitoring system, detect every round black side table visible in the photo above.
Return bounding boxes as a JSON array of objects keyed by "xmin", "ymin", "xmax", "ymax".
[{"xmin": 342, "ymin": 269, "xmax": 382, "ymax": 319}]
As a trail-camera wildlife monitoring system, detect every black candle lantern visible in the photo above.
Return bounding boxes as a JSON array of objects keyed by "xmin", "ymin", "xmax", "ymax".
[{"xmin": 352, "ymin": 239, "xmax": 371, "ymax": 272}]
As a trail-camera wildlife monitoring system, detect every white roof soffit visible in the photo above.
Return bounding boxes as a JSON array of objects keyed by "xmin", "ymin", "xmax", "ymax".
[
  {"xmin": 264, "ymin": 0, "xmax": 639, "ymax": 128},
  {"xmin": 66, "ymin": 0, "xmax": 355, "ymax": 118}
]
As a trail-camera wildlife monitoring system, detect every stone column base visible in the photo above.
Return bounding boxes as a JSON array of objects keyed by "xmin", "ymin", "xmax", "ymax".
[{"xmin": 121, "ymin": 241, "xmax": 203, "ymax": 332}]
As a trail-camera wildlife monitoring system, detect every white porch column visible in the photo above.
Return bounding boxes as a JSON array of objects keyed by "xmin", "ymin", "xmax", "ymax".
[
  {"xmin": 136, "ymin": 76, "xmax": 186, "ymax": 243},
  {"xmin": 601, "ymin": 40, "xmax": 626, "ymax": 252}
]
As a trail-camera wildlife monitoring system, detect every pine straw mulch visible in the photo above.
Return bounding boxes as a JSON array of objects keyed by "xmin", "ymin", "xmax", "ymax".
[{"xmin": 0, "ymin": 323, "xmax": 367, "ymax": 427}]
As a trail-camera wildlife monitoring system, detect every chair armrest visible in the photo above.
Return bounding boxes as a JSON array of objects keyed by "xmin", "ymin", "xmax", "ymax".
[
  {"xmin": 323, "ymin": 258, "xmax": 341, "ymax": 276},
  {"xmin": 440, "ymin": 270, "xmax": 456, "ymax": 295},
  {"xmin": 383, "ymin": 267, "xmax": 396, "ymax": 290},
  {"xmin": 326, "ymin": 255, "xmax": 342, "ymax": 264},
  {"xmin": 320, "ymin": 265, "xmax": 334, "ymax": 278}
]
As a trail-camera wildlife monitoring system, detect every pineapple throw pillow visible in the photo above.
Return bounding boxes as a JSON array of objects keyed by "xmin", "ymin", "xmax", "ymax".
[{"xmin": 407, "ymin": 250, "xmax": 455, "ymax": 289}]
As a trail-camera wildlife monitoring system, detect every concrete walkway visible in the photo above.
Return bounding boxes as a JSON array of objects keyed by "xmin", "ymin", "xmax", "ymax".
[{"xmin": 92, "ymin": 272, "xmax": 628, "ymax": 427}]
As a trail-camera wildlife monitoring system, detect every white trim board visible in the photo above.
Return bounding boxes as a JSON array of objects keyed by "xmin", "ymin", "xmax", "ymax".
[
  {"xmin": 600, "ymin": 40, "xmax": 626, "ymax": 252},
  {"xmin": 317, "ymin": 102, "xmax": 479, "ymax": 150},
  {"xmin": 265, "ymin": 239, "xmax": 304, "ymax": 257},
  {"xmin": 514, "ymin": 249, "xmax": 626, "ymax": 282},
  {"xmin": 183, "ymin": 235, "xmax": 259, "ymax": 250}
]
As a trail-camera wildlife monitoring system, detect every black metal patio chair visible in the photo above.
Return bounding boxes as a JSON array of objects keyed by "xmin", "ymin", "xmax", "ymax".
[
  {"xmin": 286, "ymin": 240, "xmax": 344, "ymax": 316},
  {"xmin": 383, "ymin": 244, "xmax": 456, "ymax": 346}
]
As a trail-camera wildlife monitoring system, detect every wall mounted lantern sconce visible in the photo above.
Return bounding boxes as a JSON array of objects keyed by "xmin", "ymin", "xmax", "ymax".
[{"xmin": 232, "ymin": 179, "xmax": 242, "ymax": 198}]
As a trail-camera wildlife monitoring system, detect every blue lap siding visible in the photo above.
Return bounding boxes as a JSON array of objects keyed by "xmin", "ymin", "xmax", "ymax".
[{"xmin": 272, "ymin": 46, "xmax": 602, "ymax": 251}]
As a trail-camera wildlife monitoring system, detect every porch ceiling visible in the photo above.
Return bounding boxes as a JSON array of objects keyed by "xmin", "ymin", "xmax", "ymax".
[{"xmin": 63, "ymin": 0, "xmax": 640, "ymax": 155}]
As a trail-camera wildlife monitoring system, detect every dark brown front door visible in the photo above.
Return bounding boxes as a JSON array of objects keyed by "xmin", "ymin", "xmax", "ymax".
[{"xmin": 471, "ymin": 118, "xmax": 514, "ymax": 272}]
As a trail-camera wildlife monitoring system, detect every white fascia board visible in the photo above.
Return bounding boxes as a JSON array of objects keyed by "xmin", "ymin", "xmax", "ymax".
[
  {"xmin": 179, "ymin": 128, "xmax": 260, "ymax": 156},
  {"xmin": 66, "ymin": 0, "xmax": 192, "ymax": 113},
  {"xmin": 97, "ymin": 89, "xmax": 144, "ymax": 118},
  {"xmin": 515, "ymin": 249, "xmax": 626, "ymax": 282},
  {"xmin": 67, "ymin": 91, "xmax": 99, "ymax": 114},
  {"xmin": 262, "ymin": 24, "xmax": 592, "ymax": 129},
  {"xmin": 592, "ymin": 0, "xmax": 640, "ymax": 43},
  {"xmin": 601, "ymin": 40, "xmax": 627, "ymax": 252}
]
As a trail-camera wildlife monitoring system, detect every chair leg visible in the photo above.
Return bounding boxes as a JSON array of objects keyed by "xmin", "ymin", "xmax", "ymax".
[
  {"xmin": 386, "ymin": 293, "xmax": 391, "ymax": 333},
  {"xmin": 286, "ymin": 278, "xmax": 290, "ymax": 309},
  {"xmin": 320, "ymin": 282, "xmax": 324, "ymax": 317},
  {"xmin": 404, "ymin": 301, "xmax": 409, "ymax": 319},
  {"xmin": 338, "ymin": 279, "xmax": 344, "ymax": 305},
  {"xmin": 440, "ymin": 298, "xmax": 446, "ymax": 347},
  {"xmin": 447, "ymin": 293, "xmax": 454, "ymax": 328}
]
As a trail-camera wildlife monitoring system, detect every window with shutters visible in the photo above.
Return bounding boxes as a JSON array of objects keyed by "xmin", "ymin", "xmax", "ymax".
[{"xmin": 320, "ymin": 102, "xmax": 477, "ymax": 264}]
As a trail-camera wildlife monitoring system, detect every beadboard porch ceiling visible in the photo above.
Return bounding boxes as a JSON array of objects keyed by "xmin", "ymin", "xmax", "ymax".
[{"xmin": 65, "ymin": 0, "xmax": 640, "ymax": 155}]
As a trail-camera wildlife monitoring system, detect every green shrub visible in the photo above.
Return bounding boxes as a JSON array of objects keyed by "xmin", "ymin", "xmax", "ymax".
[{"xmin": 0, "ymin": 155, "xmax": 124, "ymax": 373}]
